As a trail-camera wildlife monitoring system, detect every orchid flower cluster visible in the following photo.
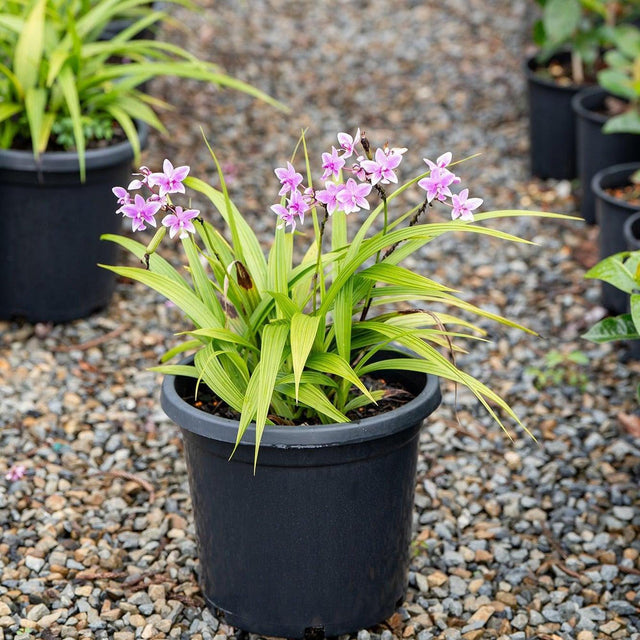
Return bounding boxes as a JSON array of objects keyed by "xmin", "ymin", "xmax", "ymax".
[
  {"xmin": 112, "ymin": 159, "xmax": 199, "ymax": 239},
  {"xmin": 103, "ymin": 129, "xmax": 566, "ymax": 464},
  {"xmin": 271, "ymin": 129, "xmax": 483, "ymax": 232}
]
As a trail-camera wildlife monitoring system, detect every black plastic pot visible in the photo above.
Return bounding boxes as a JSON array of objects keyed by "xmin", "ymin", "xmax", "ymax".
[
  {"xmin": 0, "ymin": 126, "xmax": 147, "ymax": 323},
  {"xmin": 161, "ymin": 355, "xmax": 441, "ymax": 638},
  {"xmin": 572, "ymin": 87, "xmax": 640, "ymax": 224},
  {"xmin": 525, "ymin": 53, "xmax": 584, "ymax": 180},
  {"xmin": 624, "ymin": 210, "xmax": 640, "ymax": 251},
  {"xmin": 592, "ymin": 162, "xmax": 640, "ymax": 314}
]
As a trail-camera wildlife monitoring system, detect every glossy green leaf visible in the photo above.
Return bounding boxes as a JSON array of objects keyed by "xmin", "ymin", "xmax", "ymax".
[
  {"xmin": 543, "ymin": 0, "xmax": 581, "ymax": 44},
  {"xmin": 630, "ymin": 294, "xmax": 640, "ymax": 334},
  {"xmin": 603, "ymin": 110, "xmax": 640, "ymax": 135},
  {"xmin": 585, "ymin": 252, "xmax": 636, "ymax": 293},
  {"xmin": 582, "ymin": 314, "xmax": 640, "ymax": 342}
]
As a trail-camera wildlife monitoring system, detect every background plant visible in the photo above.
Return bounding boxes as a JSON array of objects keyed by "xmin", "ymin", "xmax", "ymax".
[
  {"xmin": 0, "ymin": 0, "xmax": 284, "ymax": 178},
  {"xmin": 583, "ymin": 250, "xmax": 640, "ymax": 399},
  {"xmin": 525, "ymin": 349, "xmax": 589, "ymax": 391},
  {"xmin": 533, "ymin": 0, "xmax": 640, "ymax": 84},
  {"xmin": 597, "ymin": 23, "xmax": 640, "ymax": 133},
  {"xmin": 102, "ymin": 131, "xmax": 571, "ymax": 466}
]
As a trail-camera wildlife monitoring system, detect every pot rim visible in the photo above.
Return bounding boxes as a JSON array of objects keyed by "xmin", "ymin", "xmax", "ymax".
[
  {"xmin": 0, "ymin": 121, "xmax": 149, "ymax": 173},
  {"xmin": 591, "ymin": 162, "xmax": 640, "ymax": 208},
  {"xmin": 523, "ymin": 52, "xmax": 585, "ymax": 92},
  {"xmin": 571, "ymin": 86, "xmax": 614, "ymax": 124},
  {"xmin": 624, "ymin": 210, "xmax": 640, "ymax": 246},
  {"xmin": 161, "ymin": 354, "xmax": 442, "ymax": 449}
]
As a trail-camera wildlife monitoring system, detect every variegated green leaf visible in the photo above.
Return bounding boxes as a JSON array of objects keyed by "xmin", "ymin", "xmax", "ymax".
[{"xmin": 290, "ymin": 313, "xmax": 320, "ymax": 401}]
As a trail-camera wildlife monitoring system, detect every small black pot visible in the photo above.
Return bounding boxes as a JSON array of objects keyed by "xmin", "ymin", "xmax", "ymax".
[
  {"xmin": 161, "ymin": 355, "xmax": 441, "ymax": 638},
  {"xmin": 0, "ymin": 126, "xmax": 147, "ymax": 323},
  {"xmin": 524, "ymin": 53, "xmax": 584, "ymax": 180},
  {"xmin": 592, "ymin": 162, "xmax": 640, "ymax": 314},
  {"xmin": 572, "ymin": 87, "xmax": 640, "ymax": 224}
]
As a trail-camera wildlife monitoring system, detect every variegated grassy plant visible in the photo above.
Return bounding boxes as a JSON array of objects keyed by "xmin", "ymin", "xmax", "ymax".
[
  {"xmin": 102, "ymin": 131, "xmax": 570, "ymax": 467},
  {"xmin": 0, "ymin": 0, "xmax": 284, "ymax": 179}
]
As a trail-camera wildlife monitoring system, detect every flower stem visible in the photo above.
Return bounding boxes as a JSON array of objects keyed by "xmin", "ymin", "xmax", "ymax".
[{"xmin": 312, "ymin": 205, "xmax": 330, "ymax": 313}]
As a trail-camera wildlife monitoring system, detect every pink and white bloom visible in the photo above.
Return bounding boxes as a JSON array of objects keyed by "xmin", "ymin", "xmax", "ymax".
[
  {"xmin": 287, "ymin": 189, "xmax": 309, "ymax": 225},
  {"xmin": 120, "ymin": 194, "xmax": 162, "ymax": 232},
  {"xmin": 351, "ymin": 156, "xmax": 368, "ymax": 181},
  {"xmin": 361, "ymin": 147, "xmax": 403, "ymax": 185},
  {"xmin": 5, "ymin": 464, "xmax": 26, "ymax": 482},
  {"xmin": 274, "ymin": 162, "xmax": 303, "ymax": 196},
  {"xmin": 321, "ymin": 147, "xmax": 346, "ymax": 180},
  {"xmin": 112, "ymin": 186, "xmax": 131, "ymax": 212},
  {"xmin": 424, "ymin": 152, "xmax": 453, "ymax": 171},
  {"xmin": 418, "ymin": 166, "xmax": 458, "ymax": 203},
  {"xmin": 271, "ymin": 190, "xmax": 309, "ymax": 231},
  {"xmin": 271, "ymin": 203, "xmax": 297, "ymax": 230},
  {"xmin": 128, "ymin": 166, "xmax": 152, "ymax": 190},
  {"xmin": 337, "ymin": 128, "xmax": 360, "ymax": 158},
  {"xmin": 315, "ymin": 181, "xmax": 343, "ymax": 216},
  {"xmin": 162, "ymin": 206, "xmax": 200, "ymax": 238},
  {"xmin": 450, "ymin": 189, "xmax": 482, "ymax": 221},
  {"xmin": 148, "ymin": 160, "xmax": 190, "ymax": 197},
  {"xmin": 336, "ymin": 178, "xmax": 372, "ymax": 214}
]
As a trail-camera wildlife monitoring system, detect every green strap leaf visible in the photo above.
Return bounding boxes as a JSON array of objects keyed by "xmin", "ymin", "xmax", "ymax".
[
  {"xmin": 194, "ymin": 344, "xmax": 245, "ymax": 412},
  {"xmin": 358, "ymin": 262, "xmax": 455, "ymax": 292},
  {"xmin": 182, "ymin": 235, "xmax": 225, "ymax": 325},
  {"xmin": 99, "ymin": 264, "xmax": 222, "ymax": 329},
  {"xmin": 14, "ymin": 0, "xmax": 45, "ymax": 92},
  {"xmin": 235, "ymin": 323, "xmax": 289, "ymax": 470},
  {"xmin": 279, "ymin": 384, "xmax": 349, "ymax": 424},
  {"xmin": 148, "ymin": 364, "xmax": 199, "ymax": 378},
  {"xmin": 334, "ymin": 277, "xmax": 353, "ymax": 364},
  {"xmin": 185, "ymin": 175, "xmax": 267, "ymax": 292},
  {"xmin": 24, "ymin": 87, "xmax": 47, "ymax": 157},
  {"xmin": 306, "ymin": 352, "xmax": 375, "ymax": 403},
  {"xmin": 184, "ymin": 328, "xmax": 258, "ymax": 352},
  {"xmin": 57, "ymin": 65, "xmax": 86, "ymax": 180},
  {"xmin": 290, "ymin": 313, "xmax": 320, "ymax": 401},
  {"xmin": 101, "ymin": 233, "xmax": 192, "ymax": 287}
]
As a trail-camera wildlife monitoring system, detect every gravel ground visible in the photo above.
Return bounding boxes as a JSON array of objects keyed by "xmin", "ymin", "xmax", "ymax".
[{"xmin": 2, "ymin": 1, "xmax": 640, "ymax": 639}]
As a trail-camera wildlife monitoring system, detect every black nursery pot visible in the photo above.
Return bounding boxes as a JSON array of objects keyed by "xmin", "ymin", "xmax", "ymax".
[
  {"xmin": 525, "ymin": 53, "xmax": 583, "ymax": 180},
  {"xmin": 624, "ymin": 209, "xmax": 640, "ymax": 251},
  {"xmin": 161, "ymin": 355, "xmax": 441, "ymax": 638},
  {"xmin": 0, "ymin": 127, "xmax": 146, "ymax": 323},
  {"xmin": 572, "ymin": 87, "xmax": 640, "ymax": 224},
  {"xmin": 592, "ymin": 162, "xmax": 640, "ymax": 314}
]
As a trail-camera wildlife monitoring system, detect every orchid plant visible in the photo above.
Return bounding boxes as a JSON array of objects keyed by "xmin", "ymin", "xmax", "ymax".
[{"xmin": 102, "ymin": 130, "xmax": 567, "ymax": 466}]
